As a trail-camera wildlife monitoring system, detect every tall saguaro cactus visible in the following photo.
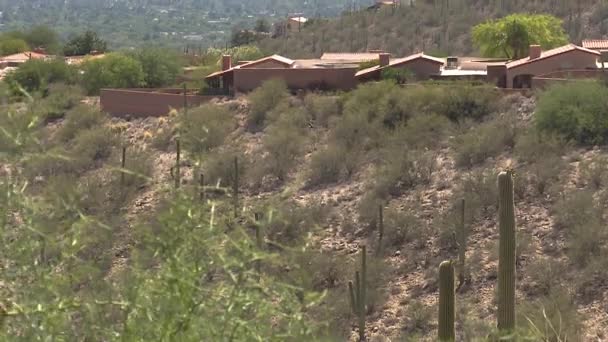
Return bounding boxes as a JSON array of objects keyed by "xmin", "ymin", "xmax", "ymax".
[
  {"xmin": 497, "ymin": 171, "xmax": 516, "ymax": 332},
  {"xmin": 438, "ymin": 260, "xmax": 455, "ymax": 341},
  {"xmin": 376, "ymin": 205, "xmax": 384, "ymax": 256},
  {"xmin": 456, "ymin": 198, "xmax": 467, "ymax": 287},
  {"xmin": 174, "ymin": 139, "xmax": 181, "ymax": 189},
  {"xmin": 120, "ymin": 146, "xmax": 127, "ymax": 185},
  {"xmin": 348, "ymin": 245, "xmax": 367, "ymax": 341}
]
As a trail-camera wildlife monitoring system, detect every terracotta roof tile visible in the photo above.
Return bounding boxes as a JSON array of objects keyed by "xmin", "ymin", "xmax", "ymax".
[
  {"xmin": 582, "ymin": 40, "xmax": 608, "ymax": 50},
  {"xmin": 506, "ymin": 44, "xmax": 600, "ymax": 69},
  {"xmin": 355, "ymin": 53, "xmax": 444, "ymax": 78}
]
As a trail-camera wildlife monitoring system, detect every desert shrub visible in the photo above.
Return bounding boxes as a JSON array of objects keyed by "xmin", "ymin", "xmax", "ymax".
[
  {"xmin": 520, "ymin": 287, "xmax": 582, "ymax": 341},
  {"xmin": 380, "ymin": 207, "xmax": 425, "ymax": 252},
  {"xmin": 70, "ymin": 126, "xmax": 116, "ymax": 170},
  {"xmin": 552, "ymin": 190, "xmax": 605, "ymax": 266},
  {"xmin": 117, "ymin": 147, "xmax": 154, "ymax": 190},
  {"xmin": 264, "ymin": 201, "xmax": 328, "ymax": 246},
  {"xmin": 458, "ymin": 169, "xmax": 498, "ymax": 219},
  {"xmin": 290, "ymin": 249, "xmax": 350, "ymax": 292},
  {"xmin": 247, "ymin": 79, "xmax": 289, "ymax": 129},
  {"xmin": 129, "ymin": 47, "xmax": 182, "ymax": 88},
  {"xmin": 303, "ymin": 94, "xmax": 341, "ymax": 128},
  {"xmin": 373, "ymin": 148, "xmax": 436, "ymax": 198},
  {"xmin": 536, "ymin": 81, "xmax": 608, "ymax": 145},
  {"xmin": 38, "ymin": 83, "xmax": 84, "ymax": 121},
  {"xmin": 261, "ymin": 109, "xmax": 307, "ymax": 181},
  {"xmin": 579, "ymin": 154, "xmax": 608, "ymax": 190},
  {"xmin": 150, "ymin": 118, "xmax": 175, "ymax": 151},
  {"xmin": 526, "ymin": 257, "xmax": 566, "ymax": 296},
  {"xmin": 5, "ymin": 58, "xmax": 77, "ymax": 93},
  {"xmin": 401, "ymin": 299, "xmax": 433, "ymax": 333},
  {"xmin": 453, "ymin": 115, "xmax": 516, "ymax": 168},
  {"xmin": 202, "ymin": 148, "xmax": 246, "ymax": 188},
  {"xmin": 22, "ymin": 147, "xmax": 77, "ymax": 179},
  {"xmin": 527, "ymin": 155, "xmax": 566, "ymax": 196},
  {"xmin": 381, "ymin": 67, "xmax": 413, "ymax": 84},
  {"xmin": 178, "ymin": 104, "xmax": 234, "ymax": 156},
  {"xmin": 432, "ymin": 84, "xmax": 498, "ymax": 122},
  {"xmin": 307, "ymin": 144, "xmax": 348, "ymax": 186},
  {"xmin": 514, "ymin": 128, "xmax": 567, "ymax": 163},
  {"xmin": 57, "ymin": 105, "xmax": 107, "ymax": 142},
  {"xmin": 343, "ymin": 81, "xmax": 413, "ymax": 128},
  {"xmin": 392, "ymin": 113, "xmax": 452, "ymax": 149}
]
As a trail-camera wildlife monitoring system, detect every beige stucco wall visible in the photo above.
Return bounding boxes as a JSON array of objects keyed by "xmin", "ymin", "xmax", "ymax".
[
  {"xmin": 506, "ymin": 50, "xmax": 599, "ymax": 88},
  {"xmin": 100, "ymin": 89, "xmax": 215, "ymax": 117},
  {"xmin": 393, "ymin": 59, "xmax": 443, "ymax": 79},
  {"xmin": 233, "ymin": 68, "xmax": 357, "ymax": 92}
]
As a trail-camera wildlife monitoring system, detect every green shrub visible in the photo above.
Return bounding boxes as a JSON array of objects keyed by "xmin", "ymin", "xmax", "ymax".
[
  {"xmin": 536, "ymin": 81, "xmax": 608, "ymax": 145},
  {"xmin": 514, "ymin": 128, "xmax": 567, "ymax": 163},
  {"xmin": 373, "ymin": 149, "xmax": 436, "ymax": 197},
  {"xmin": 261, "ymin": 110, "xmax": 307, "ymax": 181},
  {"xmin": 202, "ymin": 148, "xmax": 246, "ymax": 188},
  {"xmin": 22, "ymin": 147, "xmax": 76, "ymax": 179},
  {"xmin": 247, "ymin": 79, "xmax": 289, "ymax": 129},
  {"xmin": 129, "ymin": 47, "xmax": 182, "ymax": 88},
  {"xmin": 178, "ymin": 104, "xmax": 234, "ymax": 156},
  {"xmin": 402, "ymin": 299, "xmax": 433, "ymax": 333},
  {"xmin": 433, "ymin": 84, "xmax": 498, "ymax": 122},
  {"xmin": 38, "ymin": 83, "xmax": 84, "ymax": 121},
  {"xmin": 453, "ymin": 115, "xmax": 516, "ymax": 168},
  {"xmin": 57, "ymin": 104, "xmax": 108, "ymax": 142},
  {"xmin": 579, "ymin": 154, "xmax": 608, "ymax": 190},
  {"xmin": 264, "ymin": 201, "xmax": 328, "ymax": 246},
  {"xmin": 307, "ymin": 144, "xmax": 347, "ymax": 186},
  {"xmin": 392, "ymin": 113, "xmax": 452, "ymax": 149},
  {"xmin": 70, "ymin": 126, "xmax": 116, "ymax": 170},
  {"xmin": 519, "ymin": 287, "xmax": 582, "ymax": 341},
  {"xmin": 5, "ymin": 58, "xmax": 77, "ymax": 93},
  {"xmin": 81, "ymin": 52, "xmax": 145, "ymax": 95},
  {"xmin": 381, "ymin": 67, "xmax": 413, "ymax": 84},
  {"xmin": 380, "ymin": 207, "xmax": 425, "ymax": 251},
  {"xmin": 303, "ymin": 94, "xmax": 341, "ymax": 128}
]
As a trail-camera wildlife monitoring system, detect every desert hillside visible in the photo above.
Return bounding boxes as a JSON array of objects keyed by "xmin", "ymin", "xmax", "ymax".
[{"xmin": 3, "ymin": 79, "xmax": 608, "ymax": 341}]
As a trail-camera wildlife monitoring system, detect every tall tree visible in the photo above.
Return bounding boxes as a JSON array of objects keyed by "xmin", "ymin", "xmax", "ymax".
[
  {"xmin": 472, "ymin": 13, "xmax": 568, "ymax": 59},
  {"xmin": 63, "ymin": 30, "xmax": 107, "ymax": 56}
]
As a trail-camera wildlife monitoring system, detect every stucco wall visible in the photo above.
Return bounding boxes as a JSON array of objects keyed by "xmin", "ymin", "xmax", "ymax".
[
  {"xmin": 392, "ymin": 59, "xmax": 442, "ymax": 79},
  {"xmin": 506, "ymin": 50, "xmax": 599, "ymax": 87},
  {"xmin": 233, "ymin": 68, "xmax": 357, "ymax": 92},
  {"xmin": 243, "ymin": 60, "xmax": 291, "ymax": 69},
  {"xmin": 100, "ymin": 89, "xmax": 216, "ymax": 117}
]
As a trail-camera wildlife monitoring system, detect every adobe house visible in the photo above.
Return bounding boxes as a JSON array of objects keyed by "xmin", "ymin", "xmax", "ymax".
[
  {"xmin": 205, "ymin": 54, "xmax": 359, "ymax": 93},
  {"xmin": 582, "ymin": 40, "xmax": 608, "ymax": 62},
  {"xmin": 355, "ymin": 52, "xmax": 445, "ymax": 81},
  {"xmin": 488, "ymin": 44, "xmax": 601, "ymax": 88}
]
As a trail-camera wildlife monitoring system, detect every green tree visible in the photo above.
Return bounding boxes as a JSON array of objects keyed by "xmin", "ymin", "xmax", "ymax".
[
  {"xmin": 254, "ymin": 19, "xmax": 271, "ymax": 33},
  {"xmin": 129, "ymin": 47, "xmax": 182, "ymax": 88},
  {"xmin": 64, "ymin": 30, "xmax": 107, "ymax": 56},
  {"xmin": 472, "ymin": 14, "xmax": 568, "ymax": 59},
  {"xmin": 81, "ymin": 53, "xmax": 144, "ymax": 95},
  {"xmin": 26, "ymin": 25, "xmax": 60, "ymax": 53}
]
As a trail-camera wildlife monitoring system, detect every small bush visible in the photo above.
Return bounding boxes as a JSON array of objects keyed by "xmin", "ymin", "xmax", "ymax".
[
  {"xmin": 579, "ymin": 154, "xmax": 608, "ymax": 190},
  {"xmin": 373, "ymin": 148, "xmax": 436, "ymax": 198},
  {"xmin": 57, "ymin": 105, "xmax": 107, "ymax": 142},
  {"xmin": 70, "ymin": 126, "xmax": 116, "ymax": 170},
  {"xmin": 536, "ymin": 81, "xmax": 608, "ymax": 145},
  {"xmin": 520, "ymin": 287, "xmax": 582, "ymax": 341},
  {"xmin": 380, "ymin": 207, "xmax": 425, "ymax": 251},
  {"xmin": 453, "ymin": 115, "xmax": 516, "ymax": 168},
  {"xmin": 261, "ymin": 110, "xmax": 307, "ymax": 181},
  {"xmin": 433, "ymin": 84, "xmax": 498, "ymax": 122},
  {"xmin": 401, "ymin": 300, "xmax": 433, "ymax": 333},
  {"xmin": 247, "ymin": 79, "xmax": 289, "ymax": 129},
  {"xmin": 264, "ymin": 201, "xmax": 329, "ymax": 246},
  {"xmin": 178, "ymin": 104, "xmax": 234, "ymax": 156},
  {"xmin": 38, "ymin": 83, "xmax": 84, "ymax": 121},
  {"xmin": 392, "ymin": 113, "xmax": 452, "ymax": 149},
  {"xmin": 22, "ymin": 147, "xmax": 77, "ymax": 179},
  {"xmin": 527, "ymin": 155, "xmax": 565, "ymax": 196},
  {"xmin": 202, "ymin": 148, "xmax": 247, "ymax": 188},
  {"xmin": 526, "ymin": 257, "xmax": 566, "ymax": 296},
  {"xmin": 118, "ymin": 147, "xmax": 154, "ymax": 190},
  {"xmin": 303, "ymin": 94, "xmax": 341, "ymax": 128},
  {"xmin": 307, "ymin": 144, "xmax": 348, "ymax": 186},
  {"xmin": 514, "ymin": 128, "xmax": 567, "ymax": 163}
]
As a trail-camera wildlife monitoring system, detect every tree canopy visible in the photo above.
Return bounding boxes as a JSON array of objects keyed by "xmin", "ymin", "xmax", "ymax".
[
  {"xmin": 81, "ymin": 53, "xmax": 144, "ymax": 94},
  {"xmin": 64, "ymin": 30, "xmax": 108, "ymax": 56},
  {"xmin": 472, "ymin": 14, "xmax": 569, "ymax": 59}
]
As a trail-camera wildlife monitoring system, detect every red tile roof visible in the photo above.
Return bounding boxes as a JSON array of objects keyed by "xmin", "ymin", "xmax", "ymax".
[
  {"xmin": 582, "ymin": 40, "xmax": 608, "ymax": 50},
  {"xmin": 506, "ymin": 44, "xmax": 600, "ymax": 70},
  {"xmin": 355, "ymin": 52, "xmax": 444, "ymax": 78},
  {"xmin": 205, "ymin": 55, "xmax": 295, "ymax": 79}
]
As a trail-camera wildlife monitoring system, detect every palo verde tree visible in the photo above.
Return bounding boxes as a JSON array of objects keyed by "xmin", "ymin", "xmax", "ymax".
[{"xmin": 472, "ymin": 13, "xmax": 568, "ymax": 59}]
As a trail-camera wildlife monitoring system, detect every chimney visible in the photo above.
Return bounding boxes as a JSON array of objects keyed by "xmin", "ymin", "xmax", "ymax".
[
  {"xmin": 379, "ymin": 53, "xmax": 390, "ymax": 67},
  {"xmin": 529, "ymin": 45, "xmax": 542, "ymax": 59},
  {"xmin": 221, "ymin": 55, "xmax": 232, "ymax": 71}
]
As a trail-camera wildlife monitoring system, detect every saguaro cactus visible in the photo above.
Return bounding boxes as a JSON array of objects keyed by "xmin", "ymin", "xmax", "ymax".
[
  {"xmin": 233, "ymin": 156, "xmax": 239, "ymax": 217},
  {"xmin": 174, "ymin": 139, "xmax": 181, "ymax": 189},
  {"xmin": 497, "ymin": 171, "xmax": 516, "ymax": 332},
  {"xmin": 376, "ymin": 205, "xmax": 384, "ymax": 256},
  {"xmin": 456, "ymin": 198, "xmax": 467, "ymax": 287},
  {"xmin": 120, "ymin": 146, "xmax": 127, "ymax": 185},
  {"xmin": 348, "ymin": 245, "xmax": 367, "ymax": 341},
  {"xmin": 438, "ymin": 260, "xmax": 455, "ymax": 341}
]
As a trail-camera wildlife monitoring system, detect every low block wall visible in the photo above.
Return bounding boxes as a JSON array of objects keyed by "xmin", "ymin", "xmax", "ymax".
[
  {"xmin": 100, "ymin": 88, "xmax": 218, "ymax": 117},
  {"xmin": 233, "ymin": 67, "xmax": 357, "ymax": 92}
]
